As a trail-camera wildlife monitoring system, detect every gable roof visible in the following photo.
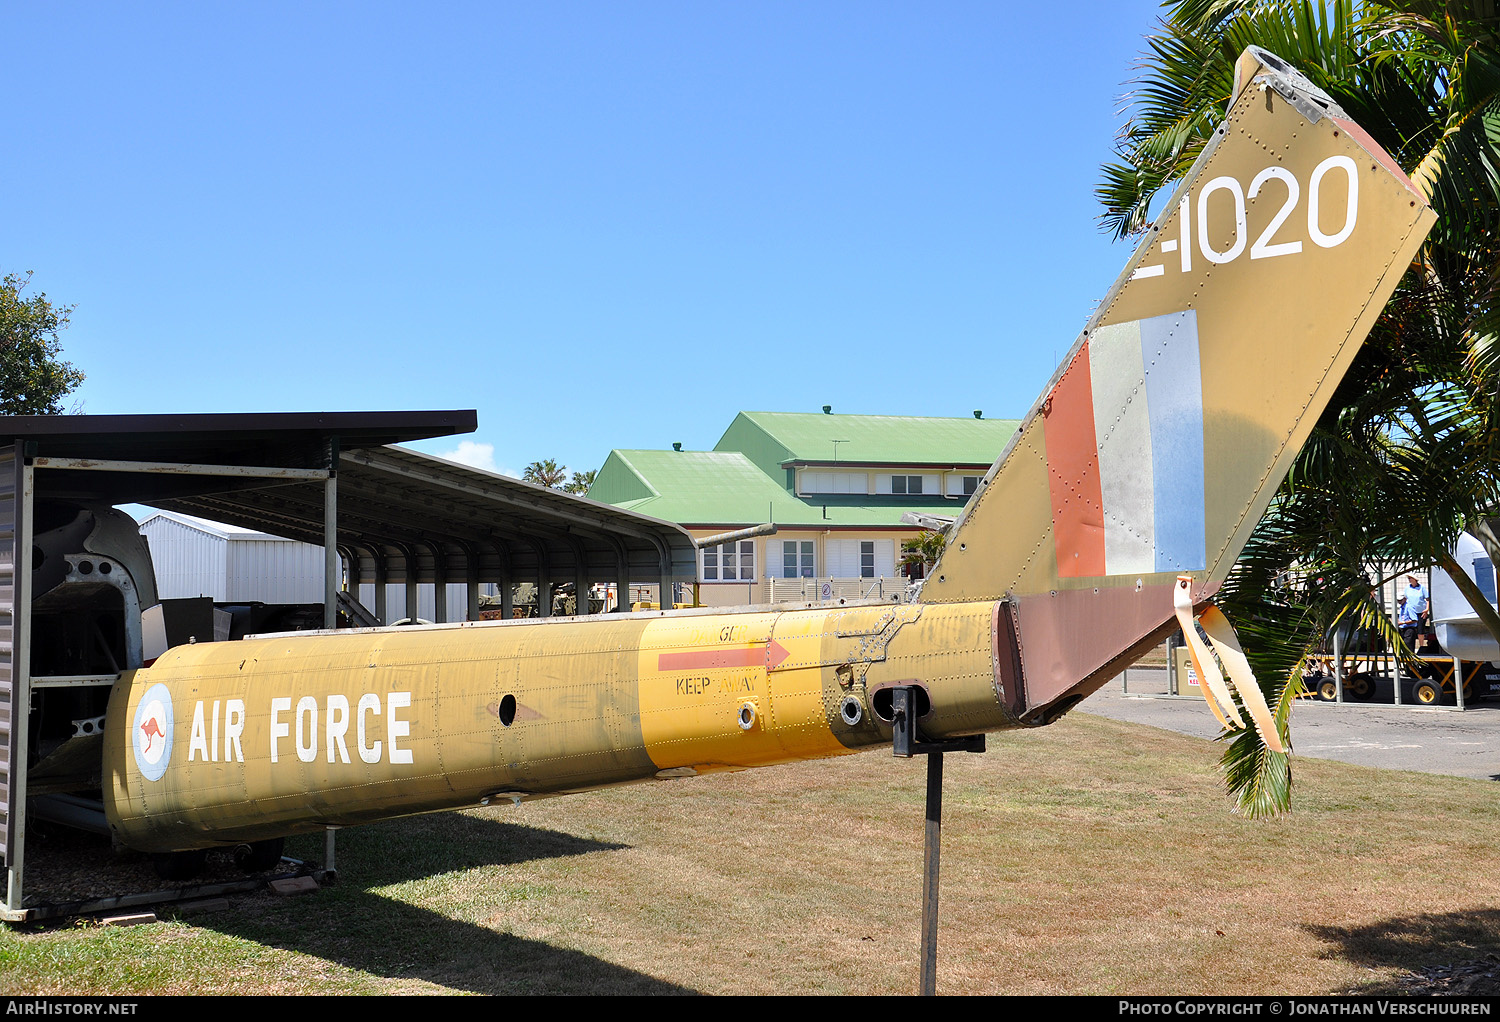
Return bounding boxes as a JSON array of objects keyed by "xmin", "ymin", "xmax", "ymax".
[
  {"xmin": 592, "ymin": 448, "xmax": 979, "ymax": 529},
  {"xmin": 138, "ymin": 510, "xmax": 288, "ymax": 541},
  {"xmin": 592, "ymin": 411, "xmax": 1022, "ymax": 529},
  {"xmin": 716, "ymin": 411, "xmax": 1020, "ymax": 473},
  {"xmin": 590, "ymin": 450, "xmax": 796, "ymax": 524}
]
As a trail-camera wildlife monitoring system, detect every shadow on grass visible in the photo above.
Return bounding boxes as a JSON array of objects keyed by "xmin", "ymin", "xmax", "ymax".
[
  {"xmin": 1304, "ymin": 907, "xmax": 1500, "ymax": 994},
  {"xmin": 200, "ymin": 813, "xmax": 697, "ymax": 994},
  {"xmin": 309, "ymin": 811, "xmax": 631, "ymax": 887},
  {"xmin": 205, "ymin": 891, "xmax": 695, "ymax": 994}
]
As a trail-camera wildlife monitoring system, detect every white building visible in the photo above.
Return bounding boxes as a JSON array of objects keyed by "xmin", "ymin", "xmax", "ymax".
[{"xmin": 138, "ymin": 510, "xmax": 479, "ymax": 621}]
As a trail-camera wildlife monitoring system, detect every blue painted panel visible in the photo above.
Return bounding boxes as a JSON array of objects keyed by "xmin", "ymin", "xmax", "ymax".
[{"xmin": 1140, "ymin": 310, "xmax": 1206, "ymax": 572}]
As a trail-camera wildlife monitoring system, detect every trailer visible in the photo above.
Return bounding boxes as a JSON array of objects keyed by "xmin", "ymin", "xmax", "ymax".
[{"xmin": 1302, "ymin": 650, "xmax": 1500, "ymax": 706}]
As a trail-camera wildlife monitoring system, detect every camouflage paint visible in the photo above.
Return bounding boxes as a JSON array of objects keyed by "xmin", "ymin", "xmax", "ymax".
[{"xmin": 102, "ymin": 49, "xmax": 1436, "ymax": 853}]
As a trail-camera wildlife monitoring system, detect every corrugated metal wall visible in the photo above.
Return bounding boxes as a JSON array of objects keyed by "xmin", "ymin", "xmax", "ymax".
[
  {"xmin": 143, "ymin": 516, "xmax": 327, "ymax": 604},
  {"xmin": 145, "ymin": 515, "xmax": 498, "ymax": 623},
  {"xmin": 226, "ymin": 538, "xmax": 324, "ymax": 603},
  {"xmin": 141, "ymin": 516, "xmax": 228, "ymax": 600},
  {"xmin": 0, "ymin": 446, "xmax": 15, "ymax": 868},
  {"xmin": 357, "ymin": 582, "xmax": 472, "ymax": 623}
]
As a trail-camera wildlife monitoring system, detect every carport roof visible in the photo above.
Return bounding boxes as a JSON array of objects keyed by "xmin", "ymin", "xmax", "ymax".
[{"xmin": 0, "ymin": 409, "xmax": 474, "ymax": 466}]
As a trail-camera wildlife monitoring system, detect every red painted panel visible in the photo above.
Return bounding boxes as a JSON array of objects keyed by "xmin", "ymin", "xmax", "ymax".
[
  {"xmin": 1330, "ymin": 116, "xmax": 1421, "ymax": 197},
  {"xmin": 1012, "ymin": 582, "xmax": 1184, "ymax": 711},
  {"xmin": 1043, "ymin": 345, "xmax": 1105, "ymax": 577}
]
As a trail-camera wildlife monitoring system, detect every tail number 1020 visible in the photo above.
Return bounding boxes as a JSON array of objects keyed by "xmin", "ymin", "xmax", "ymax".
[{"xmin": 1130, "ymin": 155, "xmax": 1358, "ymax": 280}]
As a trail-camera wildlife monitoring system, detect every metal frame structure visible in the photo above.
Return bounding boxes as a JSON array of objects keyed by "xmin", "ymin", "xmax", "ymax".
[
  {"xmin": 0, "ymin": 411, "xmax": 695, "ymax": 921},
  {"xmin": 152, "ymin": 445, "xmax": 698, "ymax": 622}
]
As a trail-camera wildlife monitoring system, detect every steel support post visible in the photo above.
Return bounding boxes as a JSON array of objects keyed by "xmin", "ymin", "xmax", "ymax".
[
  {"xmin": 373, "ymin": 555, "xmax": 388, "ymax": 626},
  {"xmin": 497, "ymin": 542, "xmax": 514, "ymax": 619},
  {"xmin": 399, "ymin": 542, "xmax": 419, "ymax": 624},
  {"xmin": 1333, "ymin": 625, "xmax": 1345, "ymax": 703},
  {"xmin": 5, "ymin": 459, "xmax": 33, "ymax": 917},
  {"xmin": 433, "ymin": 545, "xmax": 448, "ymax": 624},
  {"xmin": 921, "ymin": 751, "xmax": 943, "ymax": 997},
  {"xmin": 466, "ymin": 548, "xmax": 480, "ymax": 624},
  {"xmin": 615, "ymin": 549, "xmax": 630, "ymax": 614},
  {"xmin": 323, "ymin": 472, "xmax": 338, "ymax": 630},
  {"xmin": 890, "ymin": 686, "xmax": 984, "ymax": 996}
]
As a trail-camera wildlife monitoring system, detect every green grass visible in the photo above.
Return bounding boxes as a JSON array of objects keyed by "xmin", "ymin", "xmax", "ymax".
[{"xmin": 3, "ymin": 710, "xmax": 1498, "ymax": 995}]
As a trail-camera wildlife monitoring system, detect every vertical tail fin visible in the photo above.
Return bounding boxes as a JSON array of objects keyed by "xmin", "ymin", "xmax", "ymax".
[{"xmin": 924, "ymin": 48, "xmax": 1435, "ymax": 716}]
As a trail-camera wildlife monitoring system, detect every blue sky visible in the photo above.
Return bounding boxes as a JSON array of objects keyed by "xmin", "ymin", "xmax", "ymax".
[{"xmin": 10, "ymin": 1, "xmax": 1168, "ymax": 480}]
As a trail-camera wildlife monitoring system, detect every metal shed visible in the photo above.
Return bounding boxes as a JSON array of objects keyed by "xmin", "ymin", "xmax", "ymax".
[{"xmin": 140, "ymin": 511, "xmax": 327, "ymax": 604}]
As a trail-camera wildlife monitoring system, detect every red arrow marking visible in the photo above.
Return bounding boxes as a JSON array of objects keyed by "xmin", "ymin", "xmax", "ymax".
[{"xmin": 658, "ymin": 640, "xmax": 790, "ymax": 672}]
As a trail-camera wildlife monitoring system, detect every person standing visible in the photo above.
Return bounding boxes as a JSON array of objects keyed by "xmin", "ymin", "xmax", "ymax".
[{"xmin": 1398, "ymin": 574, "xmax": 1428, "ymax": 649}]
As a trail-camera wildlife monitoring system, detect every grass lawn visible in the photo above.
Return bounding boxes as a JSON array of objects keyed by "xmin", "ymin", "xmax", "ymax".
[{"xmin": 3, "ymin": 710, "xmax": 1497, "ymax": 995}]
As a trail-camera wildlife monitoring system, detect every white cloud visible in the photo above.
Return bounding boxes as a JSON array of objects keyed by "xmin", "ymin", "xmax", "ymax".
[{"xmin": 433, "ymin": 440, "xmax": 516, "ymax": 478}]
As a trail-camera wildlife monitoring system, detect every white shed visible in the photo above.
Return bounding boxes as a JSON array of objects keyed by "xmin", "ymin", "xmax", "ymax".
[
  {"xmin": 138, "ymin": 511, "xmax": 326, "ymax": 604},
  {"xmin": 138, "ymin": 510, "xmax": 477, "ymax": 621}
]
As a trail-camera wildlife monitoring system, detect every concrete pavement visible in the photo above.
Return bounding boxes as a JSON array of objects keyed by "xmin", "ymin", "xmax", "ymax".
[{"xmin": 1080, "ymin": 667, "xmax": 1500, "ymax": 782}]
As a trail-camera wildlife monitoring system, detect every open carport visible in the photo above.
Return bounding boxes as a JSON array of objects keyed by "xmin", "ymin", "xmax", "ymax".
[{"xmin": 0, "ymin": 410, "xmax": 697, "ymax": 920}]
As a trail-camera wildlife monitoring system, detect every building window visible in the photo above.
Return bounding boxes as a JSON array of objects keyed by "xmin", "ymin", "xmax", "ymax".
[
  {"xmin": 827, "ymin": 538, "xmax": 894, "ymax": 578},
  {"xmin": 782, "ymin": 540, "xmax": 814, "ymax": 578},
  {"xmin": 702, "ymin": 540, "xmax": 755, "ymax": 582},
  {"xmin": 799, "ymin": 471, "xmax": 868, "ymax": 495},
  {"xmin": 948, "ymin": 474, "xmax": 980, "ymax": 497},
  {"xmin": 876, "ymin": 474, "xmax": 938, "ymax": 496}
]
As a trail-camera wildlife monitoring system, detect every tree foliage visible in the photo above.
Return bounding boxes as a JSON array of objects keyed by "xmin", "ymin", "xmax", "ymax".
[
  {"xmin": 523, "ymin": 459, "xmax": 568, "ymax": 488},
  {"xmin": 900, "ymin": 530, "xmax": 947, "ymax": 578},
  {"xmin": 1101, "ymin": 1, "xmax": 1500, "ymax": 814},
  {"xmin": 0, "ymin": 272, "xmax": 85, "ymax": 415},
  {"xmin": 524, "ymin": 460, "xmax": 596, "ymax": 494},
  {"xmin": 563, "ymin": 469, "xmax": 597, "ymax": 495}
]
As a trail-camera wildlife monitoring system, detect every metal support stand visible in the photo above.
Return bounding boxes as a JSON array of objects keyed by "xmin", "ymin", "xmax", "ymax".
[
  {"xmin": 890, "ymin": 686, "xmax": 985, "ymax": 996},
  {"xmin": 324, "ymin": 827, "xmax": 339, "ymax": 882},
  {"xmin": 1332, "ymin": 624, "xmax": 1345, "ymax": 703}
]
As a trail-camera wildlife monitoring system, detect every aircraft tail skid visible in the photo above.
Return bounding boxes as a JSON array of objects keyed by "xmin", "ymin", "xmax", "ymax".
[{"xmin": 920, "ymin": 47, "xmax": 1434, "ymax": 726}]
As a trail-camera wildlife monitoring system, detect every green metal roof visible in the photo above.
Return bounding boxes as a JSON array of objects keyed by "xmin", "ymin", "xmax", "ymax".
[
  {"xmin": 590, "ymin": 448, "xmax": 972, "ymax": 528},
  {"xmin": 715, "ymin": 411, "xmax": 1019, "ymax": 474}
]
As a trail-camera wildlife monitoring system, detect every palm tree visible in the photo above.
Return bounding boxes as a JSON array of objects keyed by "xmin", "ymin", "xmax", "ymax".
[
  {"xmin": 562, "ymin": 469, "xmax": 597, "ymax": 495},
  {"xmin": 1100, "ymin": 0, "xmax": 1500, "ymax": 814},
  {"xmin": 523, "ymin": 459, "xmax": 568, "ymax": 489}
]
